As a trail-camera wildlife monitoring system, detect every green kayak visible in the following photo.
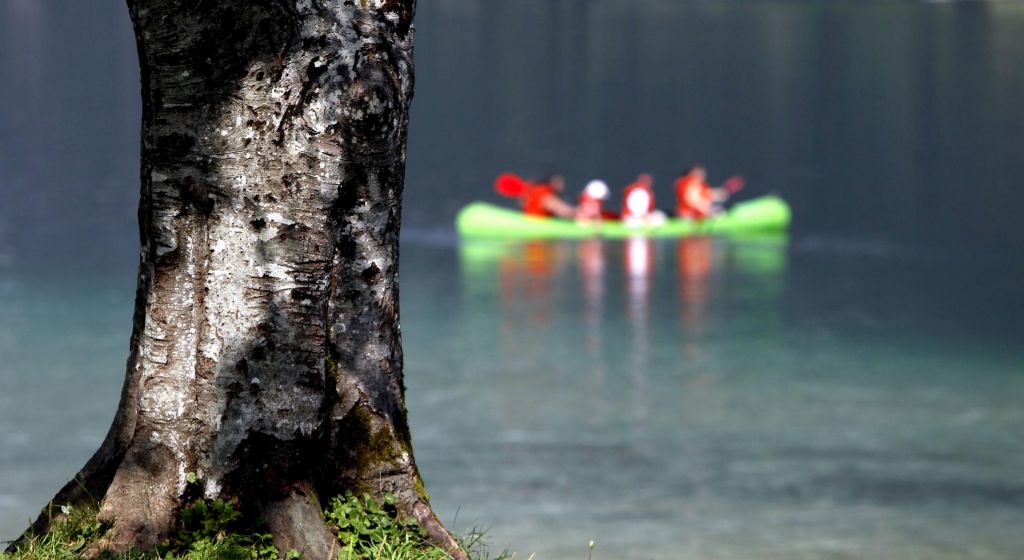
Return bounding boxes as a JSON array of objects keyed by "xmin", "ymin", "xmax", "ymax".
[{"xmin": 456, "ymin": 195, "xmax": 791, "ymax": 239}]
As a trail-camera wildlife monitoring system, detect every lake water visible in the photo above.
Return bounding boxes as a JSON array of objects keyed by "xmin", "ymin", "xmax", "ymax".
[{"xmin": 2, "ymin": 1, "xmax": 1023, "ymax": 559}]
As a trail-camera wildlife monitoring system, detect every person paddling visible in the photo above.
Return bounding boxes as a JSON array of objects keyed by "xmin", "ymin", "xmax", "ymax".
[
  {"xmin": 575, "ymin": 180, "xmax": 610, "ymax": 224},
  {"xmin": 674, "ymin": 165, "xmax": 745, "ymax": 220},
  {"xmin": 520, "ymin": 174, "xmax": 575, "ymax": 218},
  {"xmin": 621, "ymin": 174, "xmax": 666, "ymax": 227}
]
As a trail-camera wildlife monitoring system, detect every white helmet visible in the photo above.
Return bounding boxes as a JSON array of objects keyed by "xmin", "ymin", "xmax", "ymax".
[{"xmin": 584, "ymin": 180, "xmax": 610, "ymax": 200}]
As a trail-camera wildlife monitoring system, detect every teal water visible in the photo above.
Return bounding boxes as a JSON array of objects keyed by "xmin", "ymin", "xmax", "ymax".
[
  {"xmin": 401, "ymin": 238, "xmax": 1024, "ymax": 559},
  {"xmin": 3, "ymin": 0, "xmax": 1024, "ymax": 558},
  {"xmin": 2, "ymin": 239, "xmax": 1022, "ymax": 558}
]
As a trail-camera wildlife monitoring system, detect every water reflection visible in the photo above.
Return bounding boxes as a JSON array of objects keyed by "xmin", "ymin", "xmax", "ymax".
[
  {"xmin": 677, "ymin": 236, "xmax": 713, "ymax": 329},
  {"xmin": 576, "ymin": 239, "xmax": 607, "ymax": 426},
  {"xmin": 623, "ymin": 237, "xmax": 653, "ymax": 425},
  {"xmin": 457, "ymin": 235, "xmax": 790, "ymax": 418},
  {"xmin": 459, "ymin": 233, "xmax": 787, "ymax": 332},
  {"xmin": 677, "ymin": 237, "xmax": 716, "ymax": 393},
  {"xmin": 495, "ymin": 241, "xmax": 568, "ymax": 329}
]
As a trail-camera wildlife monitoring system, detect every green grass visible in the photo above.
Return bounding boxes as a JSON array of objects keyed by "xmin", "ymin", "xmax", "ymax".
[{"xmin": 1, "ymin": 494, "xmax": 525, "ymax": 560}]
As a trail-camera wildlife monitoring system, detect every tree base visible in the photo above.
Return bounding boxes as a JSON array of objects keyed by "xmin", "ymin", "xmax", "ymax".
[{"xmin": 11, "ymin": 470, "xmax": 466, "ymax": 560}]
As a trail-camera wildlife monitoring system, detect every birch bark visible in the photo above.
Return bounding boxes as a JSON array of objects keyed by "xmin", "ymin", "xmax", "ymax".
[{"xmin": 15, "ymin": 1, "xmax": 461, "ymax": 556}]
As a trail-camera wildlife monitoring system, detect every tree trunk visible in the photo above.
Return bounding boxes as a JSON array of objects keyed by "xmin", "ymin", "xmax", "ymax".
[{"xmin": 15, "ymin": 0, "xmax": 463, "ymax": 557}]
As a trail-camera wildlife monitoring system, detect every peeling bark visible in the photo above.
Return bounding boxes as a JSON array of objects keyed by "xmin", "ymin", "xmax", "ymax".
[{"xmin": 12, "ymin": 0, "xmax": 464, "ymax": 557}]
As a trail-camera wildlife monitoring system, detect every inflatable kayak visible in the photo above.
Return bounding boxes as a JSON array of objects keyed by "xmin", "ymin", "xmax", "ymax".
[{"xmin": 456, "ymin": 195, "xmax": 790, "ymax": 239}]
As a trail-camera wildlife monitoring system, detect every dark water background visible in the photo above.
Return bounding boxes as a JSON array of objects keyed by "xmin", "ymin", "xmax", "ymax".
[{"xmin": 2, "ymin": 1, "xmax": 1023, "ymax": 558}]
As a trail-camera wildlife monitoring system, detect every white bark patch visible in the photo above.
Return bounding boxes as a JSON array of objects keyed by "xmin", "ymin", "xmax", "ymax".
[
  {"xmin": 266, "ymin": 212, "xmax": 296, "ymax": 225},
  {"xmin": 175, "ymin": 450, "xmax": 189, "ymax": 495},
  {"xmin": 140, "ymin": 376, "xmax": 188, "ymax": 420},
  {"xmin": 305, "ymin": 99, "xmax": 327, "ymax": 133},
  {"xmin": 203, "ymin": 478, "xmax": 222, "ymax": 500}
]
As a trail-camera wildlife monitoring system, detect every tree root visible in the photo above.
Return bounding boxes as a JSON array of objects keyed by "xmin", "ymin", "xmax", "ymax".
[
  {"xmin": 260, "ymin": 483, "xmax": 338, "ymax": 560},
  {"xmin": 408, "ymin": 500, "xmax": 468, "ymax": 560}
]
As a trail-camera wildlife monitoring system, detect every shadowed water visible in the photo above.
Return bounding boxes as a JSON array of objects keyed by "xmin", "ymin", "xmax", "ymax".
[{"xmin": 2, "ymin": 1, "xmax": 1024, "ymax": 558}]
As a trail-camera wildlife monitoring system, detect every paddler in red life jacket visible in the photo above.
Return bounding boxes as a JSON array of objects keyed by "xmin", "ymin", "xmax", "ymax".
[
  {"xmin": 520, "ymin": 174, "xmax": 575, "ymax": 219},
  {"xmin": 621, "ymin": 174, "xmax": 667, "ymax": 227},
  {"xmin": 675, "ymin": 165, "xmax": 736, "ymax": 220},
  {"xmin": 575, "ymin": 180, "xmax": 610, "ymax": 224}
]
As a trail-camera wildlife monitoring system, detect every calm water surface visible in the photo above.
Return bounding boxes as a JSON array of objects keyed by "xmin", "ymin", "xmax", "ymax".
[
  {"xmin": 2, "ymin": 239, "xmax": 1022, "ymax": 558},
  {"xmin": 2, "ymin": 1, "xmax": 1024, "ymax": 559}
]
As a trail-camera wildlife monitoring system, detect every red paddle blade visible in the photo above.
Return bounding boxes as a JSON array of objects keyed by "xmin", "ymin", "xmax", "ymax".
[
  {"xmin": 723, "ymin": 175, "xmax": 746, "ymax": 194},
  {"xmin": 495, "ymin": 173, "xmax": 528, "ymax": 197}
]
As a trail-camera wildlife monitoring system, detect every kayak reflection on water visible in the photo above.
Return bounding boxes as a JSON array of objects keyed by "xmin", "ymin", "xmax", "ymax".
[
  {"xmin": 456, "ymin": 237, "xmax": 788, "ymax": 410},
  {"xmin": 678, "ymin": 236, "xmax": 714, "ymax": 328}
]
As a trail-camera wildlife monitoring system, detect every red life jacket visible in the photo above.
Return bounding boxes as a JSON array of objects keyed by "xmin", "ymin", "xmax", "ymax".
[
  {"xmin": 522, "ymin": 184, "xmax": 556, "ymax": 217},
  {"xmin": 675, "ymin": 175, "xmax": 713, "ymax": 219}
]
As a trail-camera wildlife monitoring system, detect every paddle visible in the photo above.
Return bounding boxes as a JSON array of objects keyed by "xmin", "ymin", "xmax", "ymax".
[
  {"xmin": 722, "ymin": 175, "xmax": 745, "ymax": 194},
  {"xmin": 705, "ymin": 175, "xmax": 746, "ymax": 224},
  {"xmin": 495, "ymin": 173, "xmax": 530, "ymax": 197}
]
